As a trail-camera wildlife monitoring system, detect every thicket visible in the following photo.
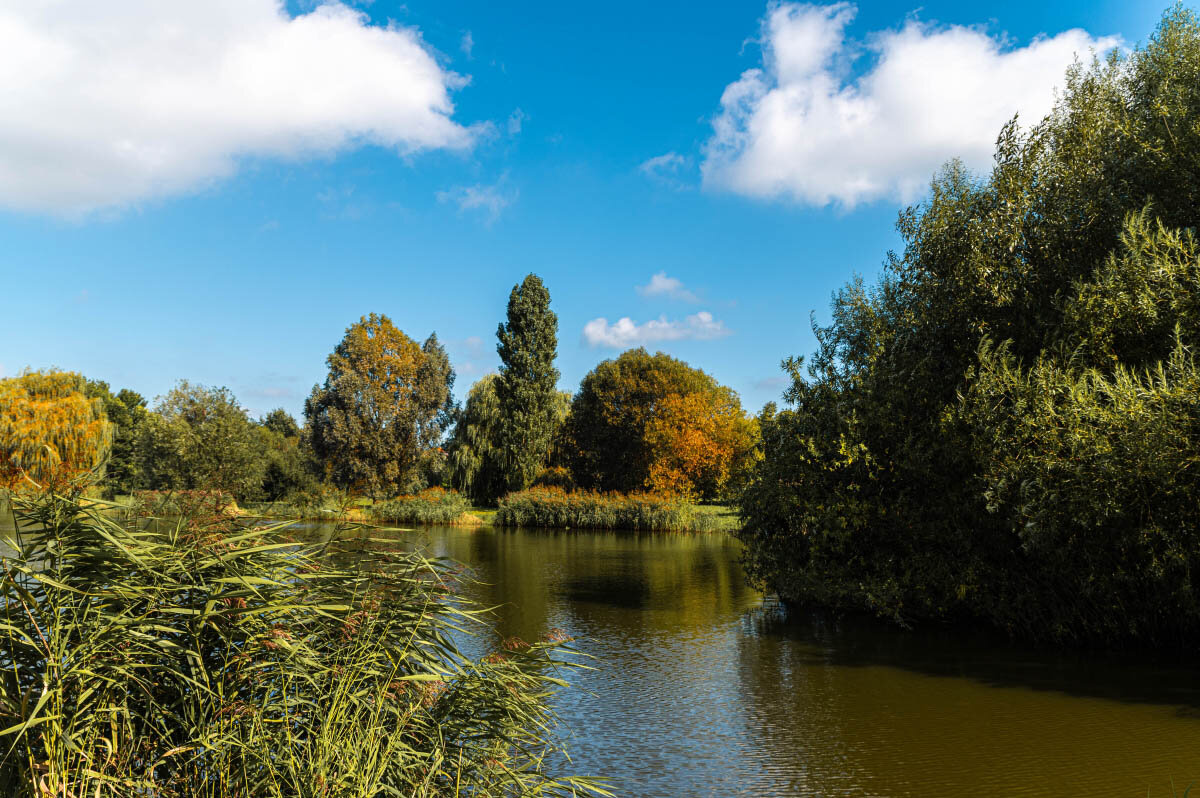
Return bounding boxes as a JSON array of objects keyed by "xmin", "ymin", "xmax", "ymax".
[
  {"xmin": 0, "ymin": 491, "xmax": 606, "ymax": 797},
  {"xmin": 370, "ymin": 487, "xmax": 472, "ymax": 525},
  {"xmin": 737, "ymin": 6, "xmax": 1200, "ymax": 647},
  {"xmin": 496, "ymin": 486, "xmax": 726, "ymax": 532}
]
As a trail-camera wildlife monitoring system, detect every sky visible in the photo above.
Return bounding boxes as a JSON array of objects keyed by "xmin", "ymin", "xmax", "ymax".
[{"xmin": 0, "ymin": 0, "xmax": 1170, "ymax": 419}]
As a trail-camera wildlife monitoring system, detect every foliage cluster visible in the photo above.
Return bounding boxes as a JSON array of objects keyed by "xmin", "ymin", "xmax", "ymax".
[
  {"xmin": 305, "ymin": 314, "xmax": 455, "ymax": 499},
  {"xmin": 495, "ymin": 486, "xmax": 722, "ymax": 532},
  {"xmin": 564, "ymin": 348, "xmax": 758, "ymax": 501},
  {"xmin": 737, "ymin": 6, "xmax": 1200, "ymax": 645},
  {"xmin": 0, "ymin": 372, "xmax": 112, "ymax": 490},
  {"xmin": 0, "ymin": 491, "xmax": 606, "ymax": 797}
]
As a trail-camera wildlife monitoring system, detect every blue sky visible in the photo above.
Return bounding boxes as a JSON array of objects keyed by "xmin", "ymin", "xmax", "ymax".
[{"xmin": 0, "ymin": 0, "xmax": 1168, "ymax": 419}]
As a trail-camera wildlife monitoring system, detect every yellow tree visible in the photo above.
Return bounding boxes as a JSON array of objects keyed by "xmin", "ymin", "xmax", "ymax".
[
  {"xmin": 0, "ymin": 371, "xmax": 113, "ymax": 491},
  {"xmin": 644, "ymin": 389, "xmax": 756, "ymax": 499}
]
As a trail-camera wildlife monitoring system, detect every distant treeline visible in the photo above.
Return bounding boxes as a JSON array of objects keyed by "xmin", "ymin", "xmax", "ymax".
[
  {"xmin": 1, "ymin": 276, "xmax": 757, "ymax": 508},
  {"xmin": 737, "ymin": 7, "xmax": 1200, "ymax": 647}
]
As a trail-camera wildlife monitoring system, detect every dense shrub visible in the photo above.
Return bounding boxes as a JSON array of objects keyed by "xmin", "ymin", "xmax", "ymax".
[
  {"xmin": 0, "ymin": 492, "xmax": 605, "ymax": 797},
  {"xmin": 497, "ymin": 486, "xmax": 705, "ymax": 531},
  {"xmin": 370, "ymin": 487, "xmax": 471, "ymax": 525},
  {"xmin": 737, "ymin": 7, "xmax": 1200, "ymax": 647}
]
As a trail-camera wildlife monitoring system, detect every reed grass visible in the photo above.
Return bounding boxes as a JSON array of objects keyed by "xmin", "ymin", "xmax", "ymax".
[
  {"xmin": 369, "ymin": 487, "xmax": 472, "ymax": 526},
  {"xmin": 0, "ymin": 490, "xmax": 608, "ymax": 797},
  {"xmin": 495, "ymin": 486, "xmax": 735, "ymax": 532}
]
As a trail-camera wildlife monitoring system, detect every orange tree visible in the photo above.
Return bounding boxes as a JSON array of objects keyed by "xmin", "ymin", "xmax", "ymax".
[
  {"xmin": 0, "ymin": 371, "xmax": 112, "ymax": 491},
  {"xmin": 563, "ymin": 348, "xmax": 756, "ymax": 500}
]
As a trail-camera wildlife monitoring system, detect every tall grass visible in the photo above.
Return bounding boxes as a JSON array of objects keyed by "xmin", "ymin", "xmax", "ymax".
[
  {"xmin": 370, "ymin": 487, "xmax": 472, "ymax": 526},
  {"xmin": 496, "ymin": 486, "xmax": 731, "ymax": 532},
  {"xmin": 0, "ymin": 491, "xmax": 608, "ymax": 797}
]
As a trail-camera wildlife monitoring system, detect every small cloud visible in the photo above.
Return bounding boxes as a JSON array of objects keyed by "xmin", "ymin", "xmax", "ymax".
[
  {"xmin": 753, "ymin": 375, "xmax": 790, "ymax": 392},
  {"xmin": 463, "ymin": 335, "xmax": 486, "ymax": 358},
  {"xmin": 582, "ymin": 311, "xmax": 731, "ymax": 348},
  {"xmin": 507, "ymin": 108, "xmax": 526, "ymax": 136},
  {"xmin": 638, "ymin": 151, "xmax": 691, "ymax": 189},
  {"xmin": 258, "ymin": 219, "xmax": 280, "ymax": 232},
  {"xmin": 637, "ymin": 271, "xmax": 701, "ymax": 303},
  {"xmin": 436, "ymin": 178, "xmax": 517, "ymax": 224},
  {"xmin": 461, "ymin": 30, "xmax": 475, "ymax": 59}
]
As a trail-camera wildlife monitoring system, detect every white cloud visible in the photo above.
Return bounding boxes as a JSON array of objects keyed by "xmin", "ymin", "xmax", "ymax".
[
  {"xmin": 702, "ymin": 2, "xmax": 1119, "ymax": 207},
  {"xmin": 461, "ymin": 30, "xmax": 475, "ymax": 58},
  {"xmin": 507, "ymin": 108, "xmax": 527, "ymax": 136},
  {"xmin": 0, "ymin": 1, "xmax": 478, "ymax": 215},
  {"xmin": 582, "ymin": 311, "xmax": 731, "ymax": 348},
  {"xmin": 637, "ymin": 272, "xmax": 700, "ymax": 303},
  {"xmin": 436, "ymin": 178, "xmax": 517, "ymax": 224},
  {"xmin": 639, "ymin": 151, "xmax": 686, "ymax": 176}
]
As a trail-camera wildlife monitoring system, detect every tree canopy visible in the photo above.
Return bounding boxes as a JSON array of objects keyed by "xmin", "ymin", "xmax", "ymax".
[
  {"xmin": 305, "ymin": 313, "xmax": 455, "ymax": 498},
  {"xmin": 138, "ymin": 381, "xmax": 265, "ymax": 498},
  {"xmin": 0, "ymin": 372, "xmax": 113, "ymax": 491},
  {"xmin": 737, "ymin": 6, "xmax": 1200, "ymax": 646},
  {"xmin": 565, "ymin": 348, "xmax": 756, "ymax": 500}
]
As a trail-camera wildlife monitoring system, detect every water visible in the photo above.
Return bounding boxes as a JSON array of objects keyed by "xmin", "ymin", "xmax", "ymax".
[
  {"xmin": 8, "ymin": 511, "xmax": 1198, "ymax": 796},
  {"xmin": 360, "ymin": 523, "xmax": 1200, "ymax": 797}
]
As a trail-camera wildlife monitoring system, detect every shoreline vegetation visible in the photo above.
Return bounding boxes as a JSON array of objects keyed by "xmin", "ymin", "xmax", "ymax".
[
  {"xmin": 0, "ymin": 490, "xmax": 609, "ymax": 797},
  {"xmin": 106, "ymin": 487, "xmax": 740, "ymax": 534}
]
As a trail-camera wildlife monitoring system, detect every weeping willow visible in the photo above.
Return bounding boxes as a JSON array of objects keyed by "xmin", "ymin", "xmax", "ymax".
[{"xmin": 0, "ymin": 371, "xmax": 112, "ymax": 490}]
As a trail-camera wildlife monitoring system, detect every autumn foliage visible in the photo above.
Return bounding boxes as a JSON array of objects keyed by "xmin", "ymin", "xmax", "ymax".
[{"xmin": 0, "ymin": 371, "xmax": 112, "ymax": 491}]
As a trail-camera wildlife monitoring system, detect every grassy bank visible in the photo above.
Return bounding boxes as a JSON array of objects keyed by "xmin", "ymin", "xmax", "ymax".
[{"xmin": 495, "ymin": 487, "xmax": 738, "ymax": 532}]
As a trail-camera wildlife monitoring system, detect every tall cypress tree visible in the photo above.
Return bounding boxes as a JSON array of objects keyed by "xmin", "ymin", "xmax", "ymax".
[{"xmin": 495, "ymin": 274, "xmax": 560, "ymax": 494}]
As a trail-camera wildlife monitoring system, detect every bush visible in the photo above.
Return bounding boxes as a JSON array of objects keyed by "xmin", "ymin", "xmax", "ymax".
[
  {"xmin": 496, "ymin": 486, "xmax": 705, "ymax": 531},
  {"xmin": 370, "ymin": 487, "xmax": 471, "ymax": 525},
  {"xmin": 0, "ymin": 492, "xmax": 606, "ymax": 797}
]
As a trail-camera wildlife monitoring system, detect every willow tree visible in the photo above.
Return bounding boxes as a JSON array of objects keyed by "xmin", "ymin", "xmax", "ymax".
[
  {"xmin": 0, "ymin": 371, "xmax": 112, "ymax": 491},
  {"xmin": 495, "ymin": 275, "xmax": 560, "ymax": 494},
  {"xmin": 305, "ymin": 314, "xmax": 454, "ymax": 498}
]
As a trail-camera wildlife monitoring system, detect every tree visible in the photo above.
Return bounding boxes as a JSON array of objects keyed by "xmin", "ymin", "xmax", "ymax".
[
  {"xmin": 495, "ymin": 274, "xmax": 560, "ymax": 493},
  {"xmin": 447, "ymin": 374, "xmax": 506, "ymax": 503},
  {"xmin": 737, "ymin": 6, "xmax": 1200, "ymax": 646},
  {"xmin": 138, "ymin": 381, "xmax": 265, "ymax": 499},
  {"xmin": 305, "ymin": 314, "xmax": 454, "ymax": 498},
  {"xmin": 0, "ymin": 371, "xmax": 113, "ymax": 491},
  {"xmin": 564, "ymin": 348, "xmax": 755, "ymax": 499},
  {"xmin": 85, "ymin": 379, "xmax": 148, "ymax": 496},
  {"xmin": 256, "ymin": 409, "xmax": 317, "ymax": 502}
]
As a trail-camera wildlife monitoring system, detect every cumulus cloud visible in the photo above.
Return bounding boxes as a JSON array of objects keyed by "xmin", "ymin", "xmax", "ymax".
[
  {"xmin": 0, "ymin": 1, "xmax": 478, "ymax": 215},
  {"xmin": 436, "ymin": 178, "xmax": 517, "ymax": 224},
  {"xmin": 582, "ymin": 311, "xmax": 731, "ymax": 348},
  {"xmin": 702, "ymin": 2, "xmax": 1119, "ymax": 207},
  {"xmin": 637, "ymin": 272, "xmax": 700, "ymax": 303}
]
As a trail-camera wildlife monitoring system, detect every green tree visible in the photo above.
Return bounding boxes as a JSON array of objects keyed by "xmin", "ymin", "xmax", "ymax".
[
  {"xmin": 256, "ymin": 409, "xmax": 317, "ymax": 502},
  {"xmin": 447, "ymin": 374, "xmax": 506, "ymax": 503},
  {"xmin": 84, "ymin": 380, "xmax": 148, "ymax": 496},
  {"xmin": 305, "ymin": 314, "xmax": 454, "ymax": 498},
  {"xmin": 737, "ymin": 6, "xmax": 1200, "ymax": 646},
  {"xmin": 138, "ymin": 381, "xmax": 264, "ymax": 499},
  {"xmin": 495, "ymin": 274, "xmax": 560, "ymax": 493}
]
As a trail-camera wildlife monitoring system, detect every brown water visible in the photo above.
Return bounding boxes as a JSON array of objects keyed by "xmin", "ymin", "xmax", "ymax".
[
  {"xmin": 7, "ymin": 511, "xmax": 1198, "ymax": 796},
  {"xmin": 343, "ymin": 523, "xmax": 1199, "ymax": 798}
]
